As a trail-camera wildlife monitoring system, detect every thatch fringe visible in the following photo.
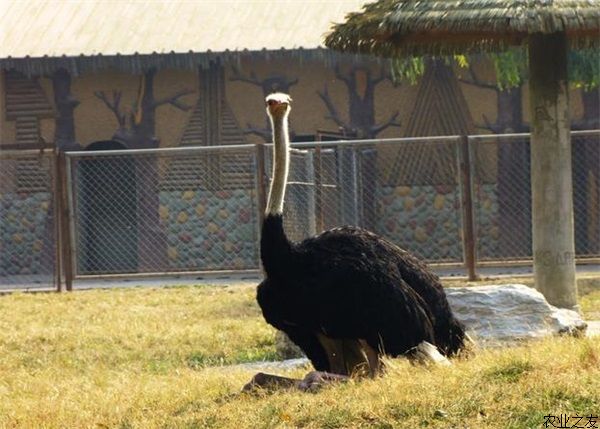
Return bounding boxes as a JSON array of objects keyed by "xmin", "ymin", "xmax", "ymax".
[
  {"xmin": 325, "ymin": 0, "xmax": 600, "ymax": 56},
  {"xmin": 0, "ymin": 49, "xmax": 382, "ymax": 77}
]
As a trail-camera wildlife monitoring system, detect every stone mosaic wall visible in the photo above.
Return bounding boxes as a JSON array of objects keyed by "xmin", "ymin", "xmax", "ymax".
[
  {"xmin": 157, "ymin": 183, "xmax": 502, "ymax": 269},
  {"xmin": 375, "ymin": 183, "xmax": 500, "ymax": 263},
  {"xmin": 0, "ymin": 185, "xmax": 502, "ymax": 278},
  {"xmin": 473, "ymin": 183, "xmax": 501, "ymax": 260},
  {"xmin": 158, "ymin": 189, "xmax": 259, "ymax": 271},
  {"xmin": 376, "ymin": 185, "xmax": 463, "ymax": 261},
  {"xmin": 0, "ymin": 192, "xmax": 53, "ymax": 276}
]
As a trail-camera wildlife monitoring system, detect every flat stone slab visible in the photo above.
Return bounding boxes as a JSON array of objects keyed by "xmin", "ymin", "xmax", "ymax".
[
  {"xmin": 445, "ymin": 284, "xmax": 588, "ymax": 345},
  {"xmin": 235, "ymin": 357, "xmax": 310, "ymax": 371},
  {"xmin": 586, "ymin": 320, "xmax": 600, "ymax": 337}
]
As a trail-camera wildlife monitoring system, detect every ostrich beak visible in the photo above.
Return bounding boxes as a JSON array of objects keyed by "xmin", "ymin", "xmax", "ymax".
[{"xmin": 265, "ymin": 93, "xmax": 292, "ymax": 113}]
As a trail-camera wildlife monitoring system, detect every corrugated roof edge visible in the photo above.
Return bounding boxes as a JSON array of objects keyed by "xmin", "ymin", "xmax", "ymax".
[{"xmin": 0, "ymin": 48, "xmax": 383, "ymax": 77}]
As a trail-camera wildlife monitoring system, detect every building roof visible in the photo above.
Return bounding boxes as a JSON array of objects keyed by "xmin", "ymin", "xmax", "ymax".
[
  {"xmin": 0, "ymin": 0, "xmax": 366, "ymax": 59},
  {"xmin": 325, "ymin": 0, "xmax": 600, "ymax": 56}
]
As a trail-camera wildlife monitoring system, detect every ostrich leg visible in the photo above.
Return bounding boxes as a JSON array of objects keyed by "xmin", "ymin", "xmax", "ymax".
[
  {"xmin": 242, "ymin": 371, "xmax": 349, "ymax": 393},
  {"xmin": 241, "ymin": 337, "xmax": 377, "ymax": 393}
]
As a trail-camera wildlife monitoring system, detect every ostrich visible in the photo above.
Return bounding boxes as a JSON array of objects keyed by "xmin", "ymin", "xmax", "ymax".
[{"xmin": 244, "ymin": 93, "xmax": 468, "ymax": 392}]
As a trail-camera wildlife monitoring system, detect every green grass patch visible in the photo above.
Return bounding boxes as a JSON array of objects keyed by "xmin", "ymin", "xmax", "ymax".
[
  {"xmin": 0, "ymin": 284, "xmax": 598, "ymax": 428},
  {"xmin": 580, "ymin": 289, "xmax": 600, "ymax": 320},
  {"xmin": 484, "ymin": 359, "xmax": 534, "ymax": 383}
]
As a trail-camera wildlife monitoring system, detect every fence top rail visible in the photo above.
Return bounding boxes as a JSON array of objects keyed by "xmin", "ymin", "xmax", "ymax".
[
  {"xmin": 58, "ymin": 129, "xmax": 600, "ymax": 158},
  {"xmin": 289, "ymin": 135, "xmax": 464, "ymax": 149},
  {"xmin": 0, "ymin": 149, "xmax": 57, "ymax": 158},
  {"xmin": 64, "ymin": 143, "xmax": 258, "ymax": 158},
  {"xmin": 569, "ymin": 129, "xmax": 599, "ymax": 136},
  {"xmin": 64, "ymin": 135, "xmax": 466, "ymax": 158},
  {"xmin": 468, "ymin": 129, "xmax": 600, "ymax": 141}
]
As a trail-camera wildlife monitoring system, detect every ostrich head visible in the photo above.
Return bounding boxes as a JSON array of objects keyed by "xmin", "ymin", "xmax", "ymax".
[
  {"xmin": 266, "ymin": 92, "xmax": 292, "ymax": 119},
  {"xmin": 264, "ymin": 92, "xmax": 292, "ymax": 216}
]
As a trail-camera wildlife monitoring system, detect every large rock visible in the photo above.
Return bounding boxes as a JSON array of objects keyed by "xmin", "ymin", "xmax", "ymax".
[{"xmin": 446, "ymin": 284, "xmax": 587, "ymax": 345}]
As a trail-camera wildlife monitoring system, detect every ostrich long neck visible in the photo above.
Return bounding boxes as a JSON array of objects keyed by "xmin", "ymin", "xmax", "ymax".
[
  {"xmin": 266, "ymin": 112, "xmax": 290, "ymax": 215},
  {"xmin": 261, "ymin": 109, "xmax": 292, "ymax": 278}
]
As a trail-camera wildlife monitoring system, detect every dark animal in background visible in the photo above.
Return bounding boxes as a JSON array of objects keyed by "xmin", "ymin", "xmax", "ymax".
[{"xmin": 244, "ymin": 93, "xmax": 468, "ymax": 392}]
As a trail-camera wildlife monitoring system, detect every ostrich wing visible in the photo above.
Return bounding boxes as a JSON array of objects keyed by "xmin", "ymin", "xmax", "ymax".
[{"xmin": 294, "ymin": 227, "xmax": 438, "ymax": 356}]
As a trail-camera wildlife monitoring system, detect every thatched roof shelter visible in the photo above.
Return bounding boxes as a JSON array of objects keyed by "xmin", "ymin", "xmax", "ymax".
[
  {"xmin": 325, "ymin": 0, "xmax": 600, "ymax": 310},
  {"xmin": 325, "ymin": 0, "xmax": 600, "ymax": 56}
]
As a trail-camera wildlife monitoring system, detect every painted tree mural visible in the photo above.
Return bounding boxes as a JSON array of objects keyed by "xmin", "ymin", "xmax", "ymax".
[
  {"xmin": 317, "ymin": 65, "xmax": 402, "ymax": 139},
  {"xmin": 52, "ymin": 68, "xmax": 81, "ymax": 151},
  {"xmin": 459, "ymin": 51, "xmax": 599, "ymax": 257},
  {"xmin": 459, "ymin": 56, "xmax": 530, "ymax": 259},
  {"xmin": 93, "ymin": 68, "xmax": 194, "ymax": 271},
  {"xmin": 94, "ymin": 68, "xmax": 193, "ymax": 149},
  {"xmin": 230, "ymin": 66, "xmax": 299, "ymax": 140}
]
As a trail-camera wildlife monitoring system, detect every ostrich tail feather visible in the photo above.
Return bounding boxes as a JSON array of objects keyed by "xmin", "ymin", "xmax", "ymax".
[{"xmin": 260, "ymin": 214, "xmax": 292, "ymax": 278}]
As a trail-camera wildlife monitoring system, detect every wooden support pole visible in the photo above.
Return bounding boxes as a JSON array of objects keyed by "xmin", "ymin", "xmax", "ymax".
[
  {"xmin": 56, "ymin": 152, "xmax": 74, "ymax": 291},
  {"xmin": 529, "ymin": 32, "xmax": 577, "ymax": 309},
  {"xmin": 459, "ymin": 136, "xmax": 478, "ymax": 281},
  {"xmin": 52, "ymin": 150, "xmax": 63, "ymax": 292}
]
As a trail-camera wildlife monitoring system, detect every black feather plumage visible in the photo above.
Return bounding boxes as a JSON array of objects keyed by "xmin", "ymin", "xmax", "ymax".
[
  {"xmin": 258, "ymin": 213, "xmax": 467, "ymax": 374},
  {"xmin": 257, "ymin": 93, "xmax": 466, "ymax": 376}
]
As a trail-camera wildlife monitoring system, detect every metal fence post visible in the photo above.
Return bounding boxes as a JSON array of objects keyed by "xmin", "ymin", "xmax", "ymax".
[
  {"xmin": 56, "ymin": 151, "xmax": 74, "ymax": 291},
  {"xmin": 52, "ymin": 149, "xmax": 63, "ymax": 292},
  {"xmin": 314, "ymin": 139, "xmax": 324, "ymax": 233},
  {"xmin": 459, "ymin": 136, "xmax": 478, "ymax": 281}
]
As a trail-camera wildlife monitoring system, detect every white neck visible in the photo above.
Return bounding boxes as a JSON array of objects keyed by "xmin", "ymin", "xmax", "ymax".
[{"xmin": 266, "ymin": 112, "xmax": 290, "ymax": 215}]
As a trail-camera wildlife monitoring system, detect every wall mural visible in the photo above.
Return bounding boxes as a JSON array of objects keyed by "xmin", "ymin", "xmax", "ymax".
[
  {"xmin": 229, "ymin": 65, "xmax": 299, "ymax": 141},
  {"xmin": 376, "ymin": 60, "xmax": 482, "ymax": 261},
  {"xmin": 4, "ymin": 70, "xmax": 54, "ymax": 146},
  {"xmin": 51, "ymin": 68, "xmax": 81, "ymax": 151},
  {"xmin": 459, "ymin": 62, "xmax": 530, "ymax": 258},
  {"xmin": 2, "ymin": 58, "xmax": 596, "ymax": 276},
  {"xmin": 93, "ymin": 68, "xmax": 194, "ymax": 149},
  {"xmin": 317, "ymin": 65, "xmax": 402, "ymax": 139},
  {"xmin": 460, "ymin": 61, "xmax": 599, "ymax": 257},
  {"xmin": 84, "ymin": 68, "xmax": 194, "ymax": 272}
]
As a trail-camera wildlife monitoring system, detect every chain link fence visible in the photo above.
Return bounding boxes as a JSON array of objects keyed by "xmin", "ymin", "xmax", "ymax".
[
  {"xmin": 0, "ymin": 131, "xmax": 598, "ymax": 288},
  {"xmin": 269, "ymin": 138, "xmax": 465, "ymax": 263},
  {"xmin": 471, "ymin": 130, "xmax": 600, "ymax": 263},
  {"xmin": 471, "ymin": 134, "xmax": 532, "ymax": 262},
  {"xmin": 0, "ymin": 150, "xmax": 58, "ymax": 290},
  {"xmin": 66, "ymin": 145, "xmax": 260, "ymax": 276},
  {"xmin": 55, "ymin": 132, "xmax": 600, "ymax": 275},
  {"xmin": 572, "ymin": 132, "xmax": 600, "ymax": 258}
]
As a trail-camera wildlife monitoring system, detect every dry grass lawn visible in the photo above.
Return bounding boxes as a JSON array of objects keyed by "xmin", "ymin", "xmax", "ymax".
[{"xmin": 0, "ymin": 283, "xmax": 598, "ymax": 428}]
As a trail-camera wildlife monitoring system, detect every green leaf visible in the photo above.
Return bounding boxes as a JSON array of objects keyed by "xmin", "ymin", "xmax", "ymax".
[
  {"xmin": 569, "ymin": 49, "xmax": 600, "ymax": 91},
  {"xmin": 389, "ymin": 48, "xmax": 598, "ymax": 90},
  {"xmin": 391, "ymin": 56, "xmax": 425, "ymax": 85},
  {"xmin": 490, "ymin": 49, "xmax": 526, "ymax": 90},
  {"xmin": 454, "ymin": 54, "xmax": 469, "ymax": 69}
]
